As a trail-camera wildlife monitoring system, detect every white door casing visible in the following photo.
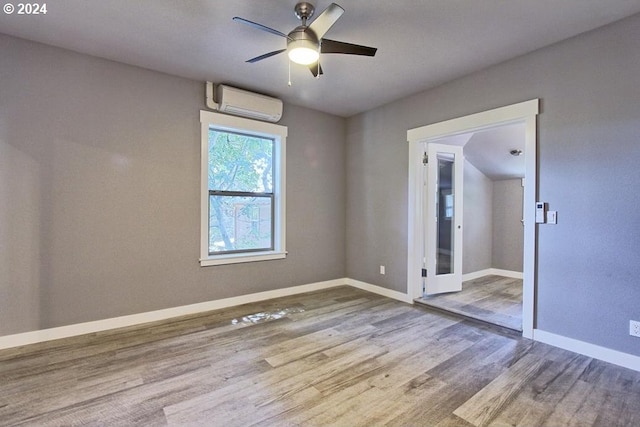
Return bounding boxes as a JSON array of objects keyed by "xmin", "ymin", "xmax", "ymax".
[{"xmin": 407, "ymin": 99, "xmax": 539, "ymax": 339}]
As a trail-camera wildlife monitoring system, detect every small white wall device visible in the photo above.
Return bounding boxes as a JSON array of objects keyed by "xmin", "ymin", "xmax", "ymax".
[{"xmin": 535, "ymin": 202, "xmax": 546, "ymax": 224}]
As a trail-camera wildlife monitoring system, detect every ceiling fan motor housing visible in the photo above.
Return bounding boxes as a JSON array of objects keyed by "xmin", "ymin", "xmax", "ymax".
[{"xmin": 288, "ymin": 25, "xmax": 319, "ymax": 47}]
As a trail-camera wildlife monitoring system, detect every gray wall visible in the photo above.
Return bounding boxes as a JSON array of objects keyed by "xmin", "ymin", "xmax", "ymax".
[
  {"xmin": 462, "ymin": 168, "xmax": 524, "ymax": 275},
  {"xmin": 0, "ymin": 34, "xmax": 346, "ymax": 335},
  {"xmin": 2, "ymin": 13, "xmax": 640, "ymax": 358},
  {"xmin": 346, "ymin": 13, "xmax": 640, "ymax": 355},
  {"xmin": 462, "ymin": 160, "xmax": 493, "ymax": 274},
  {"xmin": 492, "ymin": 179, "xmax": 524, "ymax": 272}
]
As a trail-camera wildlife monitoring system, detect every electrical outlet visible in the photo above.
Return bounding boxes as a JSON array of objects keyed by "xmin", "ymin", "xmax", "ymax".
[
  {"xmin": 630, "ymin": 320, "xmax": 640, "ymax": 337},
  {"xmin": 379, "ymin": 265, "xmax": 385, "ymax": 275}
]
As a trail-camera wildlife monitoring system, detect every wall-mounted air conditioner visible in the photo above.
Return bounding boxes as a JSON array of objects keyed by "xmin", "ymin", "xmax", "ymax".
[{"xmin": 206, "ymin": 82, "xmax": 283, "ymax": 123}]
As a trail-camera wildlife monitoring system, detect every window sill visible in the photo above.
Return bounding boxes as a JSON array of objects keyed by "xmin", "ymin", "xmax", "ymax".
[{"xmin": 200, "ymin": 251, "xmax": 287, "ymax": 267}]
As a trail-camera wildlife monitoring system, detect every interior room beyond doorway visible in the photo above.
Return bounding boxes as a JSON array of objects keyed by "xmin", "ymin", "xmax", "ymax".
[{"xmin": 416, "ymin": 122, "xmax": 526, "ymax": 331}]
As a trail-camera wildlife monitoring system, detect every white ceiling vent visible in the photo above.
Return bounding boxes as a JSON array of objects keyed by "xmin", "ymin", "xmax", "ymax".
[{"xmin": 206, "ymin": 82, "xmax": 283, "ymax": 123}]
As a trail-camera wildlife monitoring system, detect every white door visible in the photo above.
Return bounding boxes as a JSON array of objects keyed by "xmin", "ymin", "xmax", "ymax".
[{"xmin": 424, "ymin": 143, "xmax": 464, "ymax": 295}]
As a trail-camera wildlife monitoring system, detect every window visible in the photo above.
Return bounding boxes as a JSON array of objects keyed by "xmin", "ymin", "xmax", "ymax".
[
  {"xmin": 443, "ymin": 191, "xmax": 454, "ymax": 219},
  {"xmin": 200, "ymin": 111, "xmax": 287, "ymax": 266}
]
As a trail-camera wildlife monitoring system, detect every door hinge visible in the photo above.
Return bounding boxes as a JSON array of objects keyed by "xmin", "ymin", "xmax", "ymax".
[
  {"xmin": 421, "ymin": 268, "xmax": 427, "ymax": 277},
  {"xmin": 423, "ymin": 153, "xmax": 428, "ymax": 164}
]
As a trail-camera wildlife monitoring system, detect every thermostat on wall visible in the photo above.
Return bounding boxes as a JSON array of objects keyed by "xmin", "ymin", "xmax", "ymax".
[{"xmin": 535, "ymin": 202, "xmax": 546, "ymax": 224}]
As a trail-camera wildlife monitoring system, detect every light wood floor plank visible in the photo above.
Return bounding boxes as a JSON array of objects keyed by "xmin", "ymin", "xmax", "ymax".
[
  {"xmin": 453, "ymin": 353, "xmax": 548, "ymax": 426},
  {"xmin": 416, "ymin": 274, "xmax": 523, "ymax": 331},
  {"xmin": 1, "ymin": 286, "xmax": 639, "ymax": 426}
]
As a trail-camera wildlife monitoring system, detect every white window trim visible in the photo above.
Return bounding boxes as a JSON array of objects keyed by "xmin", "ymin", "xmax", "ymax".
[{"xmin": 199, "ymin": 111, "xmax": 287, "ymax": 266}]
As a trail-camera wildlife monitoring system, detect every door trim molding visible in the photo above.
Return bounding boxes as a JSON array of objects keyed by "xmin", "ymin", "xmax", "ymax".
[{"xmin": 407, "ymin": 99, "xmax": 539, "ymax": 339}]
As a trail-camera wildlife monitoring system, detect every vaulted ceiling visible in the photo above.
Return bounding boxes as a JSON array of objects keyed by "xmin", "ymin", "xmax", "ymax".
[
  {"xmin": 467, "ymin": 124, "xmax": 526, "ymax": 181},
  {"xmin": 1, "ymin": 1, "xmax": 639, "ymax": 117}
]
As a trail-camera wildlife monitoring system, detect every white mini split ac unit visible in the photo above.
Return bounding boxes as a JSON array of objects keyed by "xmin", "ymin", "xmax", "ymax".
[{"xmin": 206, "ymin": 82, "xmax": 283, "ymax": 123}]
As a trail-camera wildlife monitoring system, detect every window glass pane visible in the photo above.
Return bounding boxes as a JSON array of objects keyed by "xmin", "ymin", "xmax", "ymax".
[
  {"xmin": 208, "ymin": 129, "xmax": 274, "ymax": 193},
  {"xmin": 209, "ymin": 195, "xmax": 273, "ymax": 253},
  {"xmin": 436, "ymin": 155, "xmax": 455, "ymax": 275}
]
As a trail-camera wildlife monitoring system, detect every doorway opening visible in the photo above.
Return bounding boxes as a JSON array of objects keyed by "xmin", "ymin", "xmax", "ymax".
[
  {"xmin": 406, "ymin": 100, "xmax": 539, "ymax": 338},
  {"xmin": 418, "ymin": 123, "xmax": 525, "ymax": 331}
]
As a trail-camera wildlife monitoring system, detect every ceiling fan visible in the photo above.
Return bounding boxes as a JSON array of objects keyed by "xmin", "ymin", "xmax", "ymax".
[{"xmin": 233, "ymin": 2, "xmax": 377, "ymax": 77}]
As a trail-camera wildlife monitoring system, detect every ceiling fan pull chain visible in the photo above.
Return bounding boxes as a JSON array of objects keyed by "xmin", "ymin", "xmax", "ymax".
[{"xmin": 288, "ymin": 59, "xmax": 292, "ymax": 87}]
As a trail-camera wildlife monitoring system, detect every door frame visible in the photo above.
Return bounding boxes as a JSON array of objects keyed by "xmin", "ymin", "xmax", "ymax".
[{"xmin": 407, "ymin": 99, "xmax": 539, "ymax": 338}]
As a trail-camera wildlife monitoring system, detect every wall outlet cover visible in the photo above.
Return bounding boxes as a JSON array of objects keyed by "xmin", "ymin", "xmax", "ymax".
[{"xmin": 630, "ymin": 320, "xmax": 640, "ymax": 337}]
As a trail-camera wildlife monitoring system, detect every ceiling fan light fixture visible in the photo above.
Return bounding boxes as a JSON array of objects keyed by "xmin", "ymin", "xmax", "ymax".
[
  {"xmin": 288, "ymin": 40, "xmax": 319, "ymax": 65},
  {"xmin": 235, "ymin": 2, "xmax": 376, "ymax": 76}
]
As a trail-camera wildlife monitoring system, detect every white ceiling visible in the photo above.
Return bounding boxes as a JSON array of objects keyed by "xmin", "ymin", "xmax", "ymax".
[
  {"xmin": 464, "ymin": 123, "xmax": 526, "ymax": 181},
  {"xmin": 433, "ymin": 122, "xmax": 525, "ymax": 180},
  {"xmin": 1, "ymin": 1, "xmax": 640, "ymax": 117}
]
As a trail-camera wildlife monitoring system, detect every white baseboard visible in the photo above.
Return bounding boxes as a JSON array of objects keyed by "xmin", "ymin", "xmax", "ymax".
[
  {"xmin": 462, "ymin": 268, "xmax": 523, "ymax": 281},
  {"xmin": 346, "ymin": 279, "xmax": 413, "ymax": 304},
  {"xmin": 534, "ymin": 329, "xmax": 640, "ymax": 372},
  {"xmin": 0, "ymin": 278, "xmax": 413, "ymax": 351},
  {"xmin": 0, "ymin": 278, "xmax": 348, "ymax": 351},
  {"xmin": 3, "ymin": 281, "xmax": 638, "ymax": 373}
]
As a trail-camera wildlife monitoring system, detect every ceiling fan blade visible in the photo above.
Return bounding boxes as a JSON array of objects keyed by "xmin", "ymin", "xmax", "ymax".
[
  {"xmin": 309, "ymin": 62, "xmax": 324, "ymax": 77},
  {"xmin": 308, "ymin": 3, "xmax": 344, "ymax": 39},
  {"xmin": 321, "ymin": 39, "xmax": 377, "ymax": 56},
  {"xmin": 246, "ymin": 49, "xmax": 287, "ymax": 63},
  {"xmin": 233, "ymin": 17, "xmax": 293, "ymax": 41}
]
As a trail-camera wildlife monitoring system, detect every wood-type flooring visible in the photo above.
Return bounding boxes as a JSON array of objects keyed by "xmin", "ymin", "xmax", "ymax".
[
  {"xmin": 1, "ymin": 286, "xmax": 639, "ymax": 426},
  {"xmin": 416, "ymin": 275, "xmax": 523, "ymax": 331}
]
